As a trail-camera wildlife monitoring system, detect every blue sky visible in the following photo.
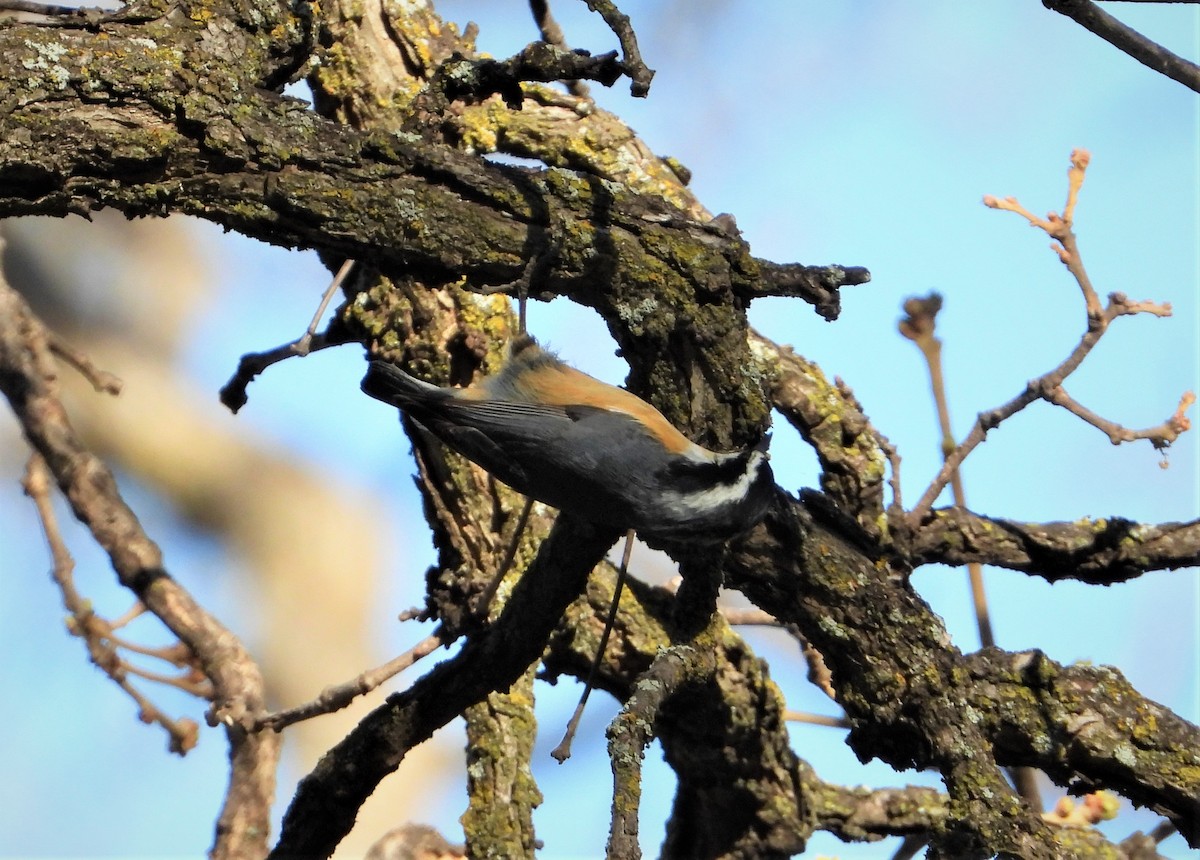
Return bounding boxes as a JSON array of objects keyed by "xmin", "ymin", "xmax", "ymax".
[{"xmin": 1, "ymin": 3, "xmax": 1197, "ymax": 858}]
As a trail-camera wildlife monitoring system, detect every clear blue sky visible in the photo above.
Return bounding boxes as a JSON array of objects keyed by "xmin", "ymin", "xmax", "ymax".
[{"xmin": 1, "ymin": 3, "xmax": 1196, "ymax": 858}]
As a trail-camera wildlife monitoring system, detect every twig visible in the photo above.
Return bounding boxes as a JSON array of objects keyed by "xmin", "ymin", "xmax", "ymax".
[
  {"xmin": 0, "ymin": 269, "xmax": 278, "ymax": 860},
  {"xmin": 22, "ymin": 455, "xmax": 202, "ymax": 754},
  {"xmin": 298, "ymin": 258, "xmax": 355, "ymax": 355},
  {"xmin": 552, "ymin": 528, "xmax": 634, "ymax": 762},
  {"xmin": 985, "ymin": 150, "xmax": 1101, "ymax": 322},
  {"xmin": 782, "ymin": 710, "xmax": 851, "ymax": 729},
  {"xmin": 529, "ymin": 0, "xmax": 591, "ymax": 99},
  {"xmin": 109, "ymin": 601, "xmax": 147, "ymax": 629},
  {"xmin": 1148, "ymin": 821, "xmax": 1177, "ymax": 843},
  {"xmin": 1044, "ymin": 385, "xmax": 1194, "ymax": 452},
  {"xmin": 474, "ymin": 496, "xmax": 535, "ymax": 616},
  {"xmin": 579, "ymin": 0, "xmax": 655, "ymax": 96},
  {"xmin": 876, "ymin": 429, "xmax": 902, "ymax": 511},
  {"xmin": 46, "ymin": 333, "xmax": 123, "ymax": 394},
  {"xmin": 220, "ymin": 258, "xmax": 356, "ymax": 412},
  {"xmin": 719, "ymin": 607, "xmax": 780, "ymax": 626},
  {"xmin": 889, "ymin": 835, "xmax": 929, "ymax": 860},
  {"xmin": 254, "ymin": 630, "xmax": 451, "ymax": 732},
  {"xmin": 219, "ymin": 332, "xmax": 335, "ymax": 413},
  {"xmin": 899, "ymin": 294, "xmax": 996, "ymax": 649},
  {"xmin": 911, "ymin": 152, "xmax": 1192, "ymax": 525},
  {"xmin": 1043, "ymin": 0, "xmax": 1200, "ymax": 93},
  {"xmin": 909, "ymin": 288, "xmax": 1189, "ymax": 524}
]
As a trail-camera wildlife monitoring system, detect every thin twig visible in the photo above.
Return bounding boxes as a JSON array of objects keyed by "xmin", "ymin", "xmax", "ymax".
[
  {"xmin": 1045, "ymin": 385, "xmax": 1194, "ymax": 450},
  {"xmin": 890, "ymin": 835, "xmax": 930, "ymax": 860},
  {"xmin": 986, "ymin": 150, "xmax": 1102, "ymax": 322},
  {"xmin": 297, "ymin": 259, "xmax": 355, "ymax": 355},
  {"xmin": 899, "ymin": 294, "xmax": 996, "ymax": 649},
  {"xmin": 911, "ymin": 152, "xmax": 1191, "ymax": 525},
  {"xmin": 551, "ymin": 528, "xmax": 634, "ymax": 762},
  {"xmin": 782, "ymin": 710, "xmax": 851, "ymax": 729},
  {"xmin": 877, "ymin": 430, "xmax": 903, "ymax": 511},
  {"xmin": 720, "ymin": 607, "xmax": 780, "ymax": 626},
  {"xmin": 1148, "ymin": 821, "xmax": 1177, "ymax": 843},
  {"xmin": 108, "ymin": 602, "xmax": 147, "ymax": 630},
  {"xmin": 47, "ymin": 333, "xmax": 123, "ymax": 394},
  {"xmin": 219, "ymin": 260, "xmax": 356, "ymax": 412},
  {"xmin": 22, "ymin": 455, "xmax": 202, "ymax": 753},
  {"xmin": 254, "ymin": 630, "xmax": 451, "ymax": 732},
  {"xmin": 219, "ymin": 332, "xmax": 335, "ymax": 413},
  {"xmin": 579, "ymin": 0, "xmax": 655, "ymax": 96},
  {"xmin": 0, "ymin": 269, "xmax": 278, "ymax": 859}
]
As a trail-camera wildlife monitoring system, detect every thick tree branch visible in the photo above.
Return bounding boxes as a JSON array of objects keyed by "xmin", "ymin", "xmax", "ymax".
[
  {"xmin": 966, "ymin": 648, "xmax": 1200, "ymax": 845},
  {"xmin": 0, "ymin": 19, "xmax": 863, "ymax": 445},
  {"xmin": 270, "ymin": 515, "xmax": 620, "ymax": 858},
  {"xmin": 726, "ymin": 493, "xmax": 1200, "ymax": 854},
  {"xmin": 913, "ymin": 509, "xmax": 1200, "ymax": 583},
  {"xmin": 462, "ymin": 668, "xmax": 542, "ymax": 858}
]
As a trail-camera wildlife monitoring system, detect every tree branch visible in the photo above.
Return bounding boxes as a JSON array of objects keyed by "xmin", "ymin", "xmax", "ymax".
[
  {"xmin": 0, "ymin": 19, "xmax": 864, "ymax": 425},
  {"xmin": 270, "ymin": 515, "xmax": 620, "ymax": 858},
  {"xmin": 1044, "ymin": 0, "xmax": 1200, "ymax": 92},
  {"xmin": 966, "ymin": 648, "xmax": 1200, "ymax": 844},
  {"xmin": 751, "ymin": 330, "xmax": 889, "ymax": 539},
  {"xmin": 913, "ymin": 509, "xmax": 1200, "ymax": 583},
  {"xmin": 726, "ymin": 493, "xmax": 1200, "ymax": 853},
  {"xmin": 0, "ymin": 256, "xmax": 278, "ymax": 860}
]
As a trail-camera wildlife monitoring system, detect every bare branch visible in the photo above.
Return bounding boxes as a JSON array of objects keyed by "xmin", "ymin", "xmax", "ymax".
[
  {"xmin": 912, "ymin": 509, "xmax": 1200, "ymax": 583},
  {"xmin": 899, "ymin": 293, "xmax": 998, "ymax": 649},
  {"xmin": 22, "ymin": 455, "xmax": 202, "ymax": 753},
  {"xmin": 911, "ymin": 152, "xmax": 1191, "ymax": 524},
  {"xmin": 528, "ymin": 0, "xmax": 591, "ymax": 98},
  {"xmin": 1044, "ymin": 0, "xmax": 1200, "ymax": 92},
  {"xmin": 578, "ymin": 0, "xmax": 655, "ymax": 96},
  {"xmin": 1044, "ymin": 385, "xmax": 1194, "ymax": 450},
  {"xmin": 743, "ymin": 262, "xmax": 871, "ymax": 319},
  {"xmin": 783, "ymin": 710, "xmax": 851, "ymax": 729},
  {"xmin": 46, "ymin": 332, "xmax": 123, "ymax": 394},
  {"xmin": 0, "ymin": 271, "xmax": 278, "ymax": 860},
  {"xmin": 254, "ymin": 631, "xmax": 451, "ymax": 733},
  {"xmin": 985, "ymin": 149, "xmax": 1102, "ymax": 320},
  {"xmin": 220, "ymin": 332, "xmax": 342, "ymax": 414}
]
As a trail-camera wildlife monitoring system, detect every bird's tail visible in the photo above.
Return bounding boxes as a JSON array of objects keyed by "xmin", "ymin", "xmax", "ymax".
[{"xmin": 361, "ymin": 361, "xmax": 446, "ymax": 408}]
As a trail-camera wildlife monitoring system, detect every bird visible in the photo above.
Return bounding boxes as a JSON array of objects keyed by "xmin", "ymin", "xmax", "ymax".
[{"xmin": 361, "ymin": 334, "xmax": 775, "ymax": 543}]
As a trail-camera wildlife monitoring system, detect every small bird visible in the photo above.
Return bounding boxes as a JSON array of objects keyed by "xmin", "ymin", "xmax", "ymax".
[{"xmin": 361, "ymin": 335, "xmax": 775, "ymax": 543}]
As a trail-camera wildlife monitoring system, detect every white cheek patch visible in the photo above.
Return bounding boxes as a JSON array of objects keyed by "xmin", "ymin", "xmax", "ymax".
[{"xmin": 666, "ymin": 452, "xmax": 767, "ymax": 514}]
